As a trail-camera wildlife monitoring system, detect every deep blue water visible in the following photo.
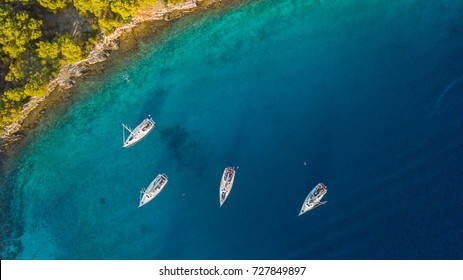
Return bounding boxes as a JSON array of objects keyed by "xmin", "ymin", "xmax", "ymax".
[{"xmin": 1, "ymin": 0, "xmax": 463, "ymax": 259}]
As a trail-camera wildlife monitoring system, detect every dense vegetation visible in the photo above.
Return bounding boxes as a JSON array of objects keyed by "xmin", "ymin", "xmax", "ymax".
[{"xmin": 0, "ymin": 0, "xmax": 186, "ymax": 131}]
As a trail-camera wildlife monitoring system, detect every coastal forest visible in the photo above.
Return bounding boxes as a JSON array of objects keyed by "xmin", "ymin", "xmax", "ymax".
[{"xmin": 0, "ymin": 0, "xmax": 185, "ymax": 131}]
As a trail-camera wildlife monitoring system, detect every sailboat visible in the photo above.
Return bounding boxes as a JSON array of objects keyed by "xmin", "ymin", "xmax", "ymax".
[
  {"xmin": 219, "ymin": 167, "xmax": 236, "ymax": 207},
  {"xmin": 139, "ymin": 174, "xmax": 168, "ymax": 208},
  {"xmin": 298, "ymin": 183, "xmax": 328, "ymax": 216},
  {"xmin": 122, "ymin": 116, "xmax": 155, "ymax": 148}
]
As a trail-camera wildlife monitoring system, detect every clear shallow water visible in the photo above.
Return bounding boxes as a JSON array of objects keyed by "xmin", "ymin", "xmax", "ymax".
[{"xmin": 1, "ymin": 0, "xmax": 463, "ymax": 259}]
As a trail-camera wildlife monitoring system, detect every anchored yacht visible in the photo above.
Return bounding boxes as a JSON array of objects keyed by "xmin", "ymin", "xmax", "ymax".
[
  {"xmin": 219, "ymin": 167, "xmax": 236, "ymax": 207},
  {"xmin": 139, "ymin": 174, "xmax": 168, "ymax": 208},
  {"xmin": 122, "ymin": 116, "xmax": 155, "ymax": 148},
  {"xmin": 298, "ymin": 183, "xmax": 328, "ymax": 216}
]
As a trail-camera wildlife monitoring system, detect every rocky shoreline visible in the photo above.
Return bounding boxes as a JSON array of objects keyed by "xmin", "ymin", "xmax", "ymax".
[{"xmin": 0, "ymin": 0, "xmax": 227, "ymax": 153}]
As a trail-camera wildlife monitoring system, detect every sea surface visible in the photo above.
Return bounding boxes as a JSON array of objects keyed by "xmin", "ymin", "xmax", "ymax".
[{"xmin": 1, "ymin": 0, "xmax": 463, "ymax": 259}]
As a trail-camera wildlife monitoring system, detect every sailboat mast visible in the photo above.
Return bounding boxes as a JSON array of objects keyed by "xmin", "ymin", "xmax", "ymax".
[
  {"xmin": 140, "ymin": 189, "xmax": 145, "ymax": 202},
  {"xmin": 122, "ymin": 124, "xmax": 133, "ymax": 145},
  {"xmin": 122, "ymin": 124, "xmax": 125, "ymax": 144},
  {"xmin": 122, "ymin": 124, "xmax": 132, "ymax": 132}
]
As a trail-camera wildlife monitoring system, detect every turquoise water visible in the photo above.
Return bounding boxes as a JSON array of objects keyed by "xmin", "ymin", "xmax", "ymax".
[{"xmin": 1, "ymin": 0, "xmax": 463, "ymax": 259}]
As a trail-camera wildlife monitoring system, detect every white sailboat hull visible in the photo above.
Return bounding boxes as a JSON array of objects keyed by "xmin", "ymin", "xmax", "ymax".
[
  {"xmin": 219, "ymin": 167, "xmax": 236, "ymax": 207},
  {"xmin": 139, "ymin": 174, "xmax": 168, "ymax": 208},
  {"xmin": 298, "ymin": 183, "xmax": 328, "ymax": 216},
  {"xmin": 123, "ymin": 117, "xmax": 155, "ymax": 148}
]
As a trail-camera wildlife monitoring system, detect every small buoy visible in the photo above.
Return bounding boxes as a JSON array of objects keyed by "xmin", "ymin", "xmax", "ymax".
[{"xmin": 303, "ymin": 161, "xmax": 307, "ymax": 166}]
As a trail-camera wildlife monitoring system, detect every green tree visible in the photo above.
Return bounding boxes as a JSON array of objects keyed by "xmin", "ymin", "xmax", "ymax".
[
  {"xmin": 0, "ymin": 103, "xmax": 22, "ymax": 129},
  {"xmin": 59, "ymin": 35, "xmax": 83, "ymax": 64},
  {"xmin": 23, "ymin": 76, "xmax": 48, "ymax": 97},
  {"xmin": 0, "ymin": 5, "xmax": 42, "ymax": 58},
  {"xmin": 37, "ymin": 0, "xmax": 70, "ymax": 12},
  {"xmin": 37, "ymin": 41, "xmax": 60, "ymax": 60},
  {"xmin": 98, "ymin": 17, "xmax": 121, "ymax": 34},
  {"xmin": 4, "ymin": 60, "xmax": 25, "ymax": 82},
  {"xmin": 73, "ymin": 0, "xmax": 108, "ymax": 17},
  {"xmin": 110, "ymin": 0, "xmax": 139, "ymax": 21},
  {"xmin": 3, "ymin": 88, "xmax": 26, "ymax": 102},
  {"xmin": 4, "ymin": 0, "xmax": 34, "ymax": 3},
  {"xmin": 3, "ymin": 52, "xmax": 48, "ymax": 87}
]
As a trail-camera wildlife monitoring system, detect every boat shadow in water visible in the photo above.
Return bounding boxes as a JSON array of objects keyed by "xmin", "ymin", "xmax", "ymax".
[{"xmin": 159, "ymin": 125, "xmax": 209, "ymax": 173}]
